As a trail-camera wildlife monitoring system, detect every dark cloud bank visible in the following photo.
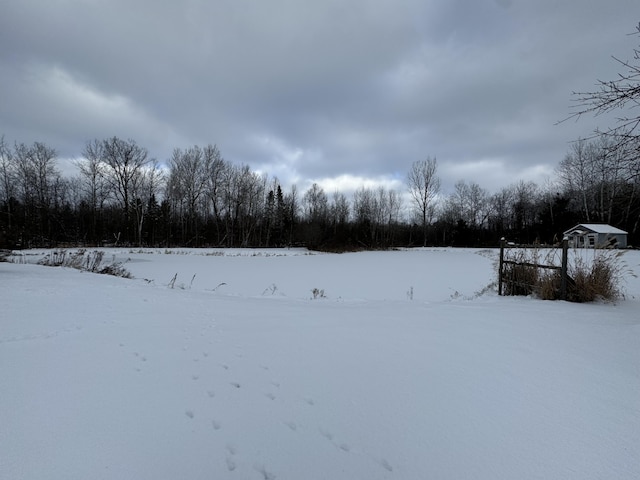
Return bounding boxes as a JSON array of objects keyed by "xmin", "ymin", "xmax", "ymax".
[{"xmin": 1, "ymin": 0, "xmax": 638, "ymax": 194}]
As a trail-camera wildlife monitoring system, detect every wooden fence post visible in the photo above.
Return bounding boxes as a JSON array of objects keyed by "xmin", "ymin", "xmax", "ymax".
[
  {"xmin": 499, "ymin": 237, "xmax": 505, "ymax": 296},
  {"xmin": 560, "ymin": 237, "xmax": 569, "ymax": 300}
]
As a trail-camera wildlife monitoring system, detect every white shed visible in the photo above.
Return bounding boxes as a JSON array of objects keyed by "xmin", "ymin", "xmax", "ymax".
[{"xmin": 563, "ymin": 224, "xmax": 628, "ymax": 249}]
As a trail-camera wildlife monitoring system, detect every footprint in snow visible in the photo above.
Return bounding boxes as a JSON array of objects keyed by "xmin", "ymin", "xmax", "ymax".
[
  {"xmin": 212, "ymin": 420, "xmax": 221, "ymax": 430},
  {"xmin": 230, "ymin": 382, "xmax": 241, "ymax": 389},
  {"xmin": 319, "ymin": 429, "xmax": 333, "ymax": 441},
  {"xmin": 185, "ymin": 410, "xmax": 194, "ymax": 419},
  {"xmin": 379, "ymin": 459, "xmax": 393, "ymax": 472},
  {"xmin": 207, "ymin": 390, "xmax": 215, "ymax": 398},
  {"xmin": 254, "ymin": 464, "xmax": 276, "ymax": 480},
  {"xmin": 265, "ymin": 393, "xmax": 276, "ymax": 400},
  {"xmin": 132, "ymin": 351, "xmax": 147, "ymax": 362},
  {"xmin": 284, "ymin": 421, "xmax": 297, "ymax": 432},
  {"xmin": 225, "ymin": 444, "xmax": 238, "ymax": 470},
  {"xmin": 319, "ymin": 429, "xmax": 351, "ymax": 453}
]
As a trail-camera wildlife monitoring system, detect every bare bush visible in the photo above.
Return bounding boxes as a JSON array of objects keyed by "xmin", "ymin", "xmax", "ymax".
[
  {"xmin": 83, "ymin": 251, "xmax": 104, "ymax": 272},
  {"xmin": 567, "ymin": 251, "xmax": 626, "ymax": 302},
  {"xmin": 501, "ymin": 246, "xmax": 627, "ymax": 302},
  {"xmin": 38, "ymin": 249, "xmax": 131, "ymax": 278},
  {"xmin": 535, "ymin": 271, "xmax": 562, "ymax": 300},
  {"xmin": 311, "ymin": 288, "xmax": 326, "ymax": 299},
  {"xmin": 501, "ymin": 249, "xmax": 542, "ymax": 297},
  {"xmin": 98, "ymin": 262, "xmax": 132, "ymax": 279}
]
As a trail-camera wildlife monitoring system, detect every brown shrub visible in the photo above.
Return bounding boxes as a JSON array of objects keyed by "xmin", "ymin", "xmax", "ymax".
[
  {"xmin": 567, "ymin": 252, "xmax": 622, "ymax": 303},
  {"xmin": 501, "ymin": 247, "xmax": 626, "ymax": 302},
  {"xmin": 535, "ymin": 271, "xmax": 562, "ymax": 300}
]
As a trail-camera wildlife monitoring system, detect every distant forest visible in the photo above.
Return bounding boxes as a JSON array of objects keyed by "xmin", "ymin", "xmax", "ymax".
[{"xmin": 1, "ymin": 134, "xmax": 639, "ymax": 251}]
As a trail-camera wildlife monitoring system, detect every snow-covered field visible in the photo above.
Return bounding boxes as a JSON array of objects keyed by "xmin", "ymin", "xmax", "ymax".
[{"xmin": 2, "ymin": 248, "xmax": 639, "ymax": 480}]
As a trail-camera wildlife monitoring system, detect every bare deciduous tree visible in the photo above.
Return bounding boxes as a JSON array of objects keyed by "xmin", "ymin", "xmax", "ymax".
[
  {"xmin": 407, "ymin": 157, "xmax": 440, "ymax": 246},
  {"xmin": 167, "ymin": 145, "xmax": 210, "ymax": 245},
  {"xmin": 565, "ymin": 23, "xmax": 640, "ymax": 162},
  {"xmin": 0, "ymin": 137, "xmax": 15, "ymax": 230},
  {"xmin": 303, "ymin": 183, "xmax": 329, "ymax": 224},
  {"xmin": 203, "ymin": 144, "xmax": 226, "ymax": 243},
  {"xmin": 9, "ymin": 141, "xmax": 60, "ymax": 244},
  {"xmin": 77, "ymin": 139, "xmax": 111, "ymax": 242},
  {"xmin": 134, "ymin": 159, "xmax": 164, "ymax": 246},
  {"xmin": 489, "ymin": 186, "xmax": 515, "ymax": 232},
  {"xmin": 100, "ymin": 137, "xmax": 150, "ymax": 242},
  {"xmin": 556, "ymin": 139, "xmax": 595, "ymax": 221}
]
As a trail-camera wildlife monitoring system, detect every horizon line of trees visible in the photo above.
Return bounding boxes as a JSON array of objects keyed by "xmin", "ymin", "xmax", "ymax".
[{"xmin": 1, "ymin": 134, "xmax": 639, "ymax": 251}]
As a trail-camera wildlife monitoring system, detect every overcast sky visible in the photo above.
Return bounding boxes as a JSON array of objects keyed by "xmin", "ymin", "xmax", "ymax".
[{"xmin": 1, "ymin": 0, "xmax": 638, "ymax": 195}]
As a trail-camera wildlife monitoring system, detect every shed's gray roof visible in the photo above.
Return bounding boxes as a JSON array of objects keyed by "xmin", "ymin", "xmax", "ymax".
[{"xmin": 564, "ymin": 224, "xmax": 628, "ymax": 235}]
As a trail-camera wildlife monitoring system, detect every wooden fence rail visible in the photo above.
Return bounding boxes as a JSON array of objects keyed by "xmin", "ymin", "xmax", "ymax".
[{"xmin": 499, "ymin": 238, "xmax": 570, "ymax": 300}]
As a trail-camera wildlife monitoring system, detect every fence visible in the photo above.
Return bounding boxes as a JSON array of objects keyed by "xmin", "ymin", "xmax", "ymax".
[{"xmin": 498, "ymin": 238, "xmax": 572, "ymax": 300}]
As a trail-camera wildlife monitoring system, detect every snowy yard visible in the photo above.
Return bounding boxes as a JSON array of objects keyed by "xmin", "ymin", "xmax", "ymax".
[{"xmin": 1, "ymin": 248, "xmax": 639, "ymax": 479}]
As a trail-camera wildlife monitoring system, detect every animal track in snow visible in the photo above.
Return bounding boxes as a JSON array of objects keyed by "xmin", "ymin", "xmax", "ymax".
[
  {"xmin": 212, "ymin": 420, "xmax": 221, "ymax": 430},
  {"xmin": 207, "ymin": 390, "xmax": 215, "ymax": 398},
  {"xmin": 185, "ymin": 410, "xmax": 194, "ymax": 419},
  {"xmin": 319, "ymin": 428, "xmax": 351, "ymax": 453},
  {"xmin": 265, "ymin": 392, "xmax": 276, "ymax": 400},
  {"xmin": 254, "ymin": 464, "xmax": 276, "ymax": 480},
  {"xmin": 379, "ymin": 458, "xmax": 393, "ymax": 472},
  {"xmin": 319, "ymin": 429, "xmax": 333, "ymax": 441},
  {"xmin": 230, "ymin": 382, "xmax": 241, "ymax": 389},
  {"xmin": 225, "ymin": 445, "xmax": 237, "ymax": 471},
  {"xmin": 132, "ymin": 352, "xmax": 147, "ymax": 362},
  {"xmin": 284, "ymin": 421, "xmax": 297, "ymax": 432}
]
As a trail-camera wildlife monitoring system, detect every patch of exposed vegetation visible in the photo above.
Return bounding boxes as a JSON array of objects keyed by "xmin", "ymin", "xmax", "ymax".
[{"xmin": 38, "ymin": 249, "xmax": 132, "ymax": 278}]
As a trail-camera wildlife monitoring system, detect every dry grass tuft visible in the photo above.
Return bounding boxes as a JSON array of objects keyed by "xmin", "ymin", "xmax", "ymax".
[
  {"xmin": 38, "ymin": 249, "xmax": 132, "ymax": 278},
  {"xmin": 567, "ymin": 252, "xmax": 625, "ymax": 303},
  {"xmin": 501, "ymin": 247, "xmax": 626, "ymax": 302}
]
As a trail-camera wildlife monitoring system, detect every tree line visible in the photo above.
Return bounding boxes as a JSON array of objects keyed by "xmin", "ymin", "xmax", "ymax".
[{"xmin": 1, "ymin": 134, "xmax": 639, "ymax": 251}]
